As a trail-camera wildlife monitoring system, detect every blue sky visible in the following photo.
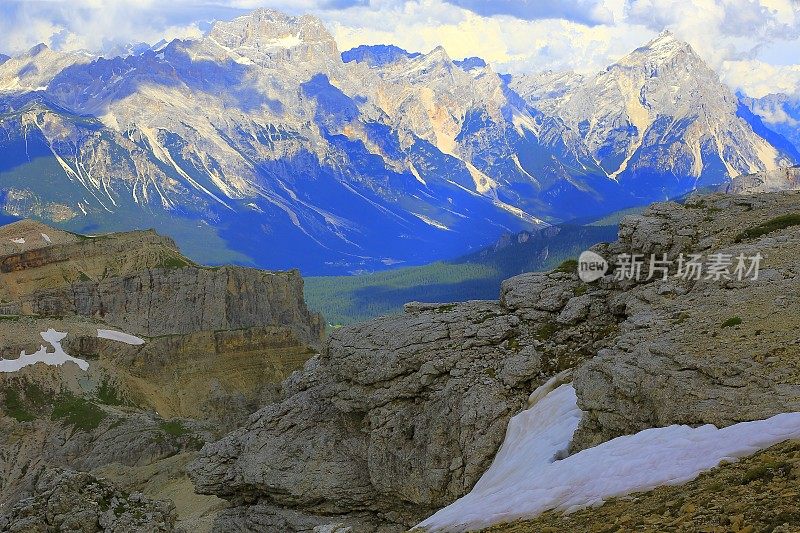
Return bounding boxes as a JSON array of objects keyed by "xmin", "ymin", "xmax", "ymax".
[{"xmin": 1, "ymin": 0, "xmax": 799, "ymax": 97}]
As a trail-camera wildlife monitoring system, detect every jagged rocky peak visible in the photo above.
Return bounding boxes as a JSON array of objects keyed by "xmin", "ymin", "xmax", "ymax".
[
  {"xmin": 628, "ymin": 29, "xmax": 692, "ymax": 59},
  {"xmin": 28, "ymin": 42, "xmax": 50, "ymax": 56},
  {"xmin": 421, "ymin": 44, "xmax": 452, "ymax": 66},
  {"xmin": 0, "ymin": 43, "xmax": 92, "ymax": 92},
  {"xmin": 616, "ymin": 29, "xmax": 716, "ymax": 83},
  {"xmin": 383, "ymin": 45, "xmax": 461, "ymax": 83},
  {"xmin": 207, "ymin": 8, "xmax": 337, "ymax": 54}
]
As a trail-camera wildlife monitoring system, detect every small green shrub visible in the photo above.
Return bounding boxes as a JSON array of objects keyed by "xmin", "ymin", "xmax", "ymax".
[
  {"xmin": 157, "ymin": 255, "xmax": 190, "ymax": 269},
  {"xmin": 158, "ymin": 420, "xmax": 204, "ymax": 450},
  {"xmin": 721, "ymin": 316, "xmax": 742, "ymax": 328},
  {"xmin": 96, "ymin": 381, "xmax": 123, "ymax": 406},
  {"xmin": 735, "ymin": 213, "xmax": 800, "ymax": 242},
  {"xmin": 534, "ymin": 322, "xmax": 559, "ymax": 341},
  {"xmin": 51, "ymin": 394, "xmax": 106, "ymax": 431},
  {"xmin": 672, "ymin": 312, "xmax": 691, "ymax": 325},
  {"xmin": 2, "ymin": 389, "xmax": 35, "ymax": 422},
  {"xmin": 159, "ymin": 420, "xmax": 189, "ymax": 437},
  {"xmin": 554, "ymin": 259, "xmax": 578, "ymax": 274},
  {"xmin": 740, "ymin": 460, "xmax": 792, "ymax": 484}
]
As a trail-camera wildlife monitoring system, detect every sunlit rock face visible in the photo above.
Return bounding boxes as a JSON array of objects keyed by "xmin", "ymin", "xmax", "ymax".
[
  {"xmin": 511, "ymin": 31, "xmax": 796, "ymax": 200},
  {"xmin": 0, "ymin": 16, "xmax": 795, "ymax": 273}
]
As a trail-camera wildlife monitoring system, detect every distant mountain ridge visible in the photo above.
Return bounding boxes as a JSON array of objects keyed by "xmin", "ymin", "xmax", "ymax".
[
  {"xmin": 0, "ymin": 11, "xmax": 796, "ymax": 274},
  {"xmin": 741, "ymin": 93, "xmax": 800, "ymax": 155}
]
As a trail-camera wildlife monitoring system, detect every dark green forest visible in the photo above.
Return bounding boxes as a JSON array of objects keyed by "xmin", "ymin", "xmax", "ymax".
[{"xmin": 305, "ymin": 224, "xmax": 619, "ymax": 327}]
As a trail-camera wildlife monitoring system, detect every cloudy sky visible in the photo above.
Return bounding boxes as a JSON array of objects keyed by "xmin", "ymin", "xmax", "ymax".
[{"xmin": 1, "ymin": 0, "xmax": 799, "ymax": 97}]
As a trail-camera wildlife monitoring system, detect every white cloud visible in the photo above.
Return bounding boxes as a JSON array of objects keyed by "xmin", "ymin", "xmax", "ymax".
[
  {"xmin": 0, "ymin": 0, "xmax": 214, "ymax": 54},
  {"xmin": 0, "ymin": 0, "xmax": 798, "ymax": 96},
  {"xmin": 722, "ymin": 59, "xmax": 800, "ymax": 98},
  {"xmin": 325, "ymin": 0, "xmax": 651, "ymax": 74}
]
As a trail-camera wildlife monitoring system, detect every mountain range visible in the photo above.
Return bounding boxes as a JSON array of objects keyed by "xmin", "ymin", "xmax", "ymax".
[{"xmin": 0, "ymin": 9, "xmax": 796, "ymax": 274}]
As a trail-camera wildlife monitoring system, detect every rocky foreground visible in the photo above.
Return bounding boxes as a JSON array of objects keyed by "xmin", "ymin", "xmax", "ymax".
[
  {"xmin": 2, "ymin": 190, "xmax": 800, "ymax": 532},
  {"xmin": 0, "ymin": 220, "xmax": 323, "ymax": 530},
  {"xmin": 184, "ymin": 190, "xmax": 800, "ymax": 531}
]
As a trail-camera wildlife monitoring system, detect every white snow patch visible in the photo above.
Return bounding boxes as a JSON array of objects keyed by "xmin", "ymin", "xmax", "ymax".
[
  {"xmin": 41, "ymin": 233, "xmax": 51, "ymax": 243},
  {"xmin": 408, "ymin": 161, "xmax": 427, "ymax": 186},
  {"xmin": 492, "ymin": 199, "xmax": 545, "ymax": 226},
  {"xmin": 410, "ymin": 212, "xmax": 450, "ymax": 231},
  {"xmin": 97, "ymin": 329, "xmax": 145, "ymax": 346},
  {"xmin": 417, "ymin": 383, "xmax": 800, "ymax": 532},
  {"xmin": 0, "ymin": 329, "xmax": 89, "ymax": 373},
  {"xmin": 10, "ymin": 238, "xmax": 25, "ymax": 244}
]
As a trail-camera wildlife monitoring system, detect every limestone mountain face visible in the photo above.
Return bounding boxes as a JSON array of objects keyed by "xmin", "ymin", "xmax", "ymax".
[
  {"xmin": 510, "ymin": 31, "xmax": 796, "ymax": 199},
  {"xmin": 189, "ymin": 190, "xmax": 800, "ymax": 531},
  {"xmin": 0, "ymin": 219, "xmax": 323, "ymax": 342},
  {"xmin": 0, "ymin": 44, "xmax": 90, "ymax": 93},
  {"xmin": 0, "ymin": 14, "xmax": 795, "ymax": 273},
  {"xmin": 0, "ymin": 220, "xmax": 323, "ymax": 529}
]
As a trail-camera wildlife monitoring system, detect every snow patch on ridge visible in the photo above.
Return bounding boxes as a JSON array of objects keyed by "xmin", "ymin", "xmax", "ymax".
[
  {"xmin": 0, "ymin": 329, "xmax": 89, "ymax": 373},
  {"xmin": 97, "ymin": 329, "xmax": 145, "ymax": 345},
  {"xmin": 417, "ymin": 383, "xmax": 800, "ymax": 532}
]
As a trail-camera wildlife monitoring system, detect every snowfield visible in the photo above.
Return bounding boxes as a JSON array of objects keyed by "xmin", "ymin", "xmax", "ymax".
[
  {"xmin": 417, "ymin": 383, "xmax": 800, "ymax": 532},
  {"xmin": 97, "ymin": 329, "xmax": 145, "ymax": 345},
  {"xmin": 0, "ymin": 329, "xmax": 89, "ymax": 372}
]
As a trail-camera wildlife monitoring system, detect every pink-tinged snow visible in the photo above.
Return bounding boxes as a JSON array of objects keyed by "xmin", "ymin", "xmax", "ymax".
[
  {"xmin": 97, "ymin": 329, "xmax": 145, "ymax": 345},
  {"xmin": 417, "ymin": 383, "xmax": 800, "ymax": 532},
  {"xmin": 0, "ymin": 329, "xmax": 89, "ymax": 373}
]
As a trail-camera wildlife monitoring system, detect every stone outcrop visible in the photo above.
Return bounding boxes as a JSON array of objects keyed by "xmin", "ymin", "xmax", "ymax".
[
  {"xmin": 723, "ymin": 165, "xmax": 800, "ymax": 194},
  {"xmin": 189, "ymin": 191, "xmax": 800, "ymax": 531},
  {"xmin": 22, "ymin": 265, "xmax": 322, "ymax": 341},
  {"xmin": 570, "ymin": 191, "xmax": 800, "ymax": 450},
  {"xmin": 0, "ymin": 220, "xmax": 323, "ymax": 343},
  {"xmin": 0, "ymin": 221, "xmax": 324, "ymax": 530},
  {"xmin": 188, "ymin": 274, "xmax": 620, "ymax": 530},
  {"xmin": 0, "ymin": 469, "xmax": 177, "ymax": 532}
]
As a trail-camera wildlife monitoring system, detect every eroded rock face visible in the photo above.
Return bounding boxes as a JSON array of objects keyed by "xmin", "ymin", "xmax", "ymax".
[
  {"xmin": 19, "ymin": 266, "xmax": 322, "ymax": 343},
  {"xmin": 189, "ymin": 284, "xmax": 620, "ymax": 530},
  {"xmin": 0, "ymin": 221, "xmax": 324, "ymax": 529},
  {"xmin": 0, "ymin": 469, "xmax": 177, "ymax": 532},
  {"xmin": 190, "ymin": 191, "xmax": 800, "ymax": 531},
  {"xmin": 570, "ymin": 192, "xmax": 800, "ymax": 450},
  {"xmin": 0, "ymin": 220, "xmax": 324, "ymax": 344}
]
